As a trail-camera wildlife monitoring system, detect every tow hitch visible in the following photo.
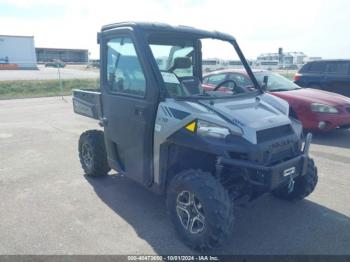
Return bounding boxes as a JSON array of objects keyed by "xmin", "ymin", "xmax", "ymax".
[{"xmin": 285, "ymin": 167, "xmax": 295, "ymax": 193}]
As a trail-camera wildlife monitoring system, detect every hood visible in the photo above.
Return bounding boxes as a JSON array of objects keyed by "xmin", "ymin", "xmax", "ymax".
[
  {"xmin": 196, "ymin": 94, "xmax": 292, "ymax": 144},
  {"xmin": 272, "ymin": 88, "xmax": 350, "ymax": 106}
]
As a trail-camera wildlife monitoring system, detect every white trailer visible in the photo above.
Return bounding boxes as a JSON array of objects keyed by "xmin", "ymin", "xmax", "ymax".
[{"xmin": 0, "ymin": 35, "xmax": 37, "ymax": 69}]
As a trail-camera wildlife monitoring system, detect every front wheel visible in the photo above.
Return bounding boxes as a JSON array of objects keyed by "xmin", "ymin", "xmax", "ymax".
[
  {"xmin": 272, "ymin": 158, "xmax": 318, "ymax": 201},
  {"xmin": 166, "ymin": 170, "xmax": 234, "ymax": 251}
]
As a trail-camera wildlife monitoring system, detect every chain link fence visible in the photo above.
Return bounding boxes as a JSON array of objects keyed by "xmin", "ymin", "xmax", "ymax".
[{"xmin": 0, "ymin": 62, "xmax": 99, "ymax": 99}]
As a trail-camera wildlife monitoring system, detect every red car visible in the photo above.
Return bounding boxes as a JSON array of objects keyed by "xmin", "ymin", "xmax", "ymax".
[{"xmin": 203, "ymin": 69, "xmax": 350, "ymax": 132}]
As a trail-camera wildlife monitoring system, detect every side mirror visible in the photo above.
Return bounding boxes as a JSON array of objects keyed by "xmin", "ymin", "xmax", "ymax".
[{"xmin": 261, "ymin": 75, "xmax": 268, "ymax": 91}]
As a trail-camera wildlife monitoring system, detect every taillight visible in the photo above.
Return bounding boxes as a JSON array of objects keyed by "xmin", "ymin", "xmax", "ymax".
[{"xmin": 294, "ymin": 73, "xmax": 301, "ymax": 81}]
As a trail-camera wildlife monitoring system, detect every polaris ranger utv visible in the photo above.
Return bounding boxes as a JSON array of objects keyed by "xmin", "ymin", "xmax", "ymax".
[{"xmin": 73, "ymin": 22, "xmax": 318, "ymax": 250}]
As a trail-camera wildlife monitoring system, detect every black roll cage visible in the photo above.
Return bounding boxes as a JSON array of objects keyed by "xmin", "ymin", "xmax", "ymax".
[{"xmin": 99, "ymin": 22, "xmax": 263, "ymax": 98}]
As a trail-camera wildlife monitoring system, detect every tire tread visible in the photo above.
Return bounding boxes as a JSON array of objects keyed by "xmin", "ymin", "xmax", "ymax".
[
  {"xmin": 78, "ymin": 130, "xmax": 110, "ymax": 176},
  {"xmin": 167, "ymin": 169, "xmax": 234, "ymax": 250}
]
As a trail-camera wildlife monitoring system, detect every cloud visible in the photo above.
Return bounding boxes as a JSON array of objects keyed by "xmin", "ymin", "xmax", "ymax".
[{"xmin": 0, "ymin": 0, "xmax": 349, "ymax": 59}]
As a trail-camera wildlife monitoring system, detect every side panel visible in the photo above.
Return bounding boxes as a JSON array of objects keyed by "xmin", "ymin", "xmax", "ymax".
[
  {"xmin": 153, "ymin": 99, "xmax": 226, "ymax": 184},
  {"xmin": 72, "ymin": 89, "xmax": 102, "ymax": 120},
  {"xmin": 324, "ymin": 74, "xmax": 350, "ymax": 97},
  {"xmin": 153, "ymin": 100, "xmax": 195, "ymax": 184}
]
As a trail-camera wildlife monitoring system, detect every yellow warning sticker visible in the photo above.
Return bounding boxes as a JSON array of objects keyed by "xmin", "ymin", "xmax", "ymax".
[{"xmin": 185, "ymin": 121, "xmax": 196, "ymax": 132}]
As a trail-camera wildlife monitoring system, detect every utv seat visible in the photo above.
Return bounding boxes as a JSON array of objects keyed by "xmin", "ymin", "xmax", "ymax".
[
  {"xmin": 181, "ymin": 76, "xmax": 203, "ymax": 95},
  {"xmin": 169, "ymin": 57, "xmax": 204, "ymax": 95}
]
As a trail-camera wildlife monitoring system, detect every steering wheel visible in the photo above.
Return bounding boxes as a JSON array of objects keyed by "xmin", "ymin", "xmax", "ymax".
[{"xmin": 214, "ymin": 79, "xmax": 238, "ymax": 91}]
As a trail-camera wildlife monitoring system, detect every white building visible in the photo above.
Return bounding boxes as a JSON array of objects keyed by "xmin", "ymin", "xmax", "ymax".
[
  {"xmin": 254, "ymin": 60, "xmax": 280, "ymax": 70},
  {"xmin": 256, "ymin": 51, "xmax": 307, "ymax": 69},
  {"xmin": 282, "ymin": 52, "xmax": 307, "ymax": 67},
  {"xmin": 226, "ymin": 60, "xmax": 253, "ymax": 69},
  {"xmin": 202, "ymin": 58, "xmax": 225, "ymax": 72},
  {"xmin": 0, "ymin": 35, "xmax": 37, "ymax": 69},
  {"xmin": 202, "ymin": 59, "xmax": 254, "ymax": 72},
  {"xmin": 304, "ymin": 56, "xmax": 322, "ymax": 62}
]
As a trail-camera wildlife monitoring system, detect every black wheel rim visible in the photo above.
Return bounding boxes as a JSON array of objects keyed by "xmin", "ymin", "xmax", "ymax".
[
  {"xmin": 176, "ymin": 191, "xmax": 205, "ymax": 234},
  {"xmin": 82, "ymin": 143, "xmax": 93, "ymax": 170}
]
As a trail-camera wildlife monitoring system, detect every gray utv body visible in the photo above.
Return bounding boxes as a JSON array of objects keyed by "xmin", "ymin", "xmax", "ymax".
[{"xmin": 73, "ymin": 22, "xmax": 312, "ymax": 200}]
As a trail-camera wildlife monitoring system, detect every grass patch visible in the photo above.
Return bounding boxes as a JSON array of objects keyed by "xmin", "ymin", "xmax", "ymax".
[{"xmin": 0, "ymin": 78, "xmax": 99, "ymax": 100}]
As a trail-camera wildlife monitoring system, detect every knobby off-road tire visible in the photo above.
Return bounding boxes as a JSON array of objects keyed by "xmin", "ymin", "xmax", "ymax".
[
  {"xmin": 166, "ymin": 169, "xmax": 234, "ymax": 251},
  {"xmin": 272, "ymin": 158, "xmax": 318, "ymax": 201},
  {"xmin": 78, "ymin": 130, "xmax": 111, "ymax": 176}
]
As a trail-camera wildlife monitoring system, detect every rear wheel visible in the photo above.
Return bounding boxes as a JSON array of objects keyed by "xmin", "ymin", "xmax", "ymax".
[
  {"xmin": 166, "ymin": 170, "xmax": 234, "ymax": 250},
  {"xmin": 272, "ymin": 158, "xmax": 318, "ymax": 201},
  {"xmin": 78, "ymin": 130, "xmax": 110, "ymax": 176}
]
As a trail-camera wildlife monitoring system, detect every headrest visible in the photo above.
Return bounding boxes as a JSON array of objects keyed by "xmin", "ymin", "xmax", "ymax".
[{"xmin": 172, "ymin": 57, "xmax": 192, "ymax": 69}]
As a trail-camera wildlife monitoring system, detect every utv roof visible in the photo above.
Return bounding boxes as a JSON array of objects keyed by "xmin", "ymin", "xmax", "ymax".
[{"xmin": 101, "ymin": 21, "xmax": 236, "ymax": 41}]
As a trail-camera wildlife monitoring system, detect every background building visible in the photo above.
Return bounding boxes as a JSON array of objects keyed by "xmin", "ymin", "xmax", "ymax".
[
  {"xmin": 304, "ymin": 56, "xmax": 323, "ymax": 62},
  {"xmin": 256, "ymin": 48, "xmax": 309, "ymax": 69},
  {"xmin": 281, "ymin": 52, "xmax": 307, "ymax": 67},
  {"xmin": 202, "ymin": 58, "xmax": 225, "ymax": 72},
  {"xmin": 36, "ymin": 47, "xmax": 88, "ymax": 63},
  {"xmin": 0, "ymin": 35, "xmax": 37, "ymax": 69},
  {"xmin": 255, "ymin": 59, "xmax": 280, "ymax": 70}
]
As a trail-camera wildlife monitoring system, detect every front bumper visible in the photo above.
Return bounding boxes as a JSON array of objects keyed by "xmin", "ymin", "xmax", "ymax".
[{"xmin": 217, "ymin": 134, "xmax": 312, "ymax": 191}]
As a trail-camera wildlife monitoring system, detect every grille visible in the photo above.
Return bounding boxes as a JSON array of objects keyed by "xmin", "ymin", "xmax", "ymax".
[
  {"xmin": 266, "ymin": 141, "xmax": 300, "ymax": 165},
  {"xmin": 256, "ymin": 124, "xmax": 293, "ymax": 144}
]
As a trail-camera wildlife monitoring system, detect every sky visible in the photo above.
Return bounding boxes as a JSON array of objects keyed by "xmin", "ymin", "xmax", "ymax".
[{"xmin": 0, "ymin": 0, "xmax": 349, "ymax": 59}]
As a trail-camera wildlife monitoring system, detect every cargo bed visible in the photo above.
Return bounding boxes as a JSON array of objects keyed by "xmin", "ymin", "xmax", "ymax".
[{"xmin": 72, "ymin": 89, "xmax": 102, "ymax": 120}]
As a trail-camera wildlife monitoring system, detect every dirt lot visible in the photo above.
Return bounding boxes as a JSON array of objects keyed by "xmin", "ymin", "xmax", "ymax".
[{"xmin": 0, "ymin": 96, "xmax": 349, "ymax": 255}]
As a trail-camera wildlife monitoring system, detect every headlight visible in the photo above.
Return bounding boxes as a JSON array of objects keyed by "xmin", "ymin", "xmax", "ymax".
[
  {"xmin": 310, "ymin": 103, "xmax": 338, "ymax": 114},
  {"xmin": 197, "ymin": 120, "xmax": 231, "ymax": 139}
]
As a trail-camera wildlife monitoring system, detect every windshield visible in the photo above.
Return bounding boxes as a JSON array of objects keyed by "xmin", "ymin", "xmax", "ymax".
[
  {"xmin": 149, "ymin": 42, "xmax": 194, "ymax": 97},
  {"xmin": 150, "ymin": 43, "xmax": 194, "ymax": 78},
  {"xmin": 148, "ymin": 37, "xmax": 257, "ymax": 99},
  {"xmin": 254, "ymin": 71, "xmax": 301, "ymax": 91}
]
